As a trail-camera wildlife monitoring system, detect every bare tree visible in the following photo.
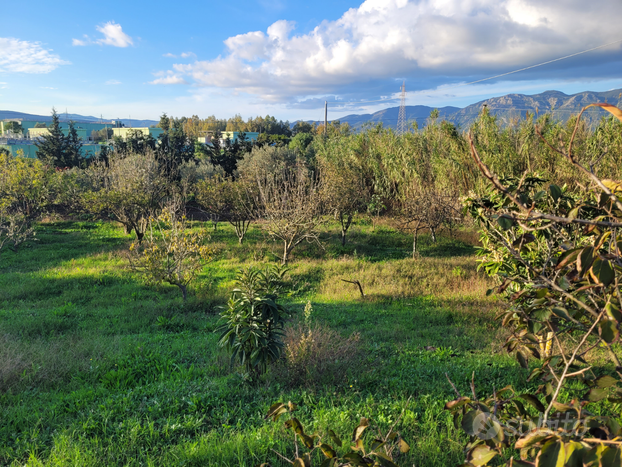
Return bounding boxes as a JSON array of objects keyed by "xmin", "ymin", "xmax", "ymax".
[
  {"xmin": 399, "ymin": 183, "xmax": 461, "ymax": 257},
  {"xmin": 253, "ymin": 165, "xmax": 324, "ymax": 264}
]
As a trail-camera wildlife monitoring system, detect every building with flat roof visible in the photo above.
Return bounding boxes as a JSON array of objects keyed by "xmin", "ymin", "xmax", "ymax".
[
  {"xmin": 112, "ymin": 127, "xmax": 163, "ymax": 140},
  {"xmin": 28, "ymin": 127, "xmax": 89, "ymax": 141}
]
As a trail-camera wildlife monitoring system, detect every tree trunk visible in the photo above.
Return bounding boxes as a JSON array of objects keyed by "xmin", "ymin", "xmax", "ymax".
[
  {"xmin": 282, "ymin": 242, "xmax": 290, "ymax": 265},
  {"xmin": 341, "ymin": 229, "xmax": 347, "ymax": 246},
  {"xmin": 430, "ymin": 227, "xmax": 437, "ymax": 243},
  {"xmin": 413, "ymin": 232, "xmax": 418, "ymax": 259},
  {"xmin": 178, "ymin": 284, "xmax": 187, "ymax": 301}
]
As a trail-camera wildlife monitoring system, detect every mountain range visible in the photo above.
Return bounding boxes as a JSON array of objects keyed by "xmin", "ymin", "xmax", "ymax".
[
  {"xmin": 2, "ymin": 88, "xmax": 621, "ymax": 132},
  {"xmin": 0, "ymin": 110, "xmax": 158, "ymax": 128},
  {"xmin": 333, "ymin": 88, "xmax": 622, "ymax": 131}
]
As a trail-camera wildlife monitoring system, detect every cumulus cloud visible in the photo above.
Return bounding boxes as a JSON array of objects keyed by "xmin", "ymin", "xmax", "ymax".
[
  {"xmin": 149, "ymin": 71, "xmax": 188, "ymax": 85},
  {"xmin": 96, "ymin": 21, "xmax": 133, "ymax": 47},
  {"xmin": 154, "ymin": 0, "xmax": 622, "ymax": 102},
  {"xmin": 74, "ymin": 22, "xmax": 133, "ymax": 47},
  {"xmin": 0, "ymin": 37, "xmax": 69, "ymax": 73}
]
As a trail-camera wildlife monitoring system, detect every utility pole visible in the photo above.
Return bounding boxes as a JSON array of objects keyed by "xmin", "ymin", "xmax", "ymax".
[
  {"xmin": 397, "ymin": 81, "xmax": 407, "ymax": 136},
  {"xmin": 324, "ymin": 101, "xmax": 327, "ymax": 136}
]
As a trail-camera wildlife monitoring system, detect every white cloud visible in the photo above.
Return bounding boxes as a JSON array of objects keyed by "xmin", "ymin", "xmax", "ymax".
[
  {"xmin": 180, "ymin": 52, "xmax": 196, "ymax": 58},
  {"xmin": 40, "ymin": 86, "xmax": 57, "ymax": 89},
  {"xmin": 155, "ymin": 0, "xmax": 622, "ymax": 102},
  {"xmin": 72, "ymin": 38, "xmax": 88, "ymax": 46},
  {"xmin": 0, "ymin": 37, "xmax": 69, "ymax": 73},
  {"xmin": 96, "ymin": 21, "xmax": 133, "ymax": 47},
  {"xmin": 105, "ymin": 79, "xmax": 121, "ymax": 85},
  {"xmin": 149, "ymin": 71, "xmax": 188, "ymax": 85},
  {"xmin": 163, "ymin": 53, "xmax": 177, "ymax": 58}
]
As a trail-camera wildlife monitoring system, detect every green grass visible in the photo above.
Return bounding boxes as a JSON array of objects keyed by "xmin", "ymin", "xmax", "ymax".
[{"xmin": 0, "ymin": 219, "xmax": 542, "ymax": 466}]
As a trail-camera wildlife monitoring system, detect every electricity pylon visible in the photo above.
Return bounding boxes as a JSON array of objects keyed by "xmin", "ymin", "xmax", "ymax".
[{"xmin": 397, "ymin": 81, "xmax": 407, "ymax": 136}]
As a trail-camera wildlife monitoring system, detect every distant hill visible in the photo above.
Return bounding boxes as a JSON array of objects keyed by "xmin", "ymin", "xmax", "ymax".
[
  {"xmin": 0, "ymin": 110, "xmax": 158, "ymax": 128},
  {"xmin": 330, "ymin": 88, "xmax": 622, "ymax": 131}
]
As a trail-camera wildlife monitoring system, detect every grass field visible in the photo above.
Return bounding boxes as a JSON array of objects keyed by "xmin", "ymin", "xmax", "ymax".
[{"xmin": 0, "ymin": 218, "xmax": 541, "ymax": 466}]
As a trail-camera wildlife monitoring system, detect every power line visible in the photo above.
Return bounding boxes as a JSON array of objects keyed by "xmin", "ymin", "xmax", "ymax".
[{"xmin": 330, "ymin": 38, "xmax": 622, "ymax": 108}]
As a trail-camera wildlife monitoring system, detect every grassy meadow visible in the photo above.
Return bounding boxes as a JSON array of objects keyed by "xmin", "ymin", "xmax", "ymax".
[{"xmin": 0, "ymin": 218, "xmax": 538, "ymax": 466}]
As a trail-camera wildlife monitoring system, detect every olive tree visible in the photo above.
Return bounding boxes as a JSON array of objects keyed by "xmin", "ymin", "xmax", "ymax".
[
  {"xmin": 0, "ymin": 151, "xmax": 48, "ymax": 256},
  {"xmin": 84, "ymin": 150, "xmax": 169, "ymax": 242},
  {"xmin": 195, "ymin": 175, "xmax": 257, "ymax": 244}
]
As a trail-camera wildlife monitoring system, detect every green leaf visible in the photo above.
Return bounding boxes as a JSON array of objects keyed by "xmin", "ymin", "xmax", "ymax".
[
  {"xmin": 517, "ymin": 351, "xmax": 529, "ymax": 369},
  {"xmin": 467, "ymin": 445, "xmax": 497, "ymax": 466},
  {"xmin": 549, "ymin": 184, "xmax": 562, "ymax": 202},
  {"xmin": 328, "ymin": 429, "xmax": 342, "ymax": 447},
  {"xmin": 567, "ymin": 207, "xmax": 580, "ymax": 221},
  {"xmin": 320, "ymin": 459, "xmax": 338, "ymax": 467},
  {"xmin": 342, "ymin": 452, "xmax": 369, "ymax": 466},
  {"xmin": 584, "ymin": 387, "xmax": 608, "ymax": 402},
  {"xmin": 596, "ymin": 375, "xmax": 618, "ymax": 388},
  {"xmin": 535, "ymin": 439, "xmax": 565, "ymax": 467},
  {"xmin": 266, "ymin": 403, "xmax": 287, "ymax": 421},
  {"xmin": 498, "ymin": 214, "xmax": 514, "ymax": 230},
  {"xmin": 606, "ymin": 301, "xmax": 622, "ymax": 323},
  {"xmin": 320, "ymin": 444, "xmax": 336, "ymax": 459},
  {"xmin": 577, "ymin": 246, "xmax": 595, "ymax": 274},
  {"xmin": 519, "ymin": 394, "xmax": 545, "ymax": 413},
  {"xmin": 590, "ymin": 258, "xmax": 615, "ymax": 286},
  {"xmin": 564, "ymin": 441, "xmax": 586, "ymax": 467},
  {"xmin": 599, "ymin": 446, "xmax": 622, "ymax": 465},
  {"xmin": 555, "ymin": 248, "xmax": 581, "ymax": 270},
  {"xmin": 373, "ymin": 453, "xmax": 399, "ymax": 467},
  {"xmin": 462, "ymin": 410, "xmax": 482, "ymax": 436},
  {"xmin": 600, "ymin": 319, "xmax": 619, "ymax": 344}
]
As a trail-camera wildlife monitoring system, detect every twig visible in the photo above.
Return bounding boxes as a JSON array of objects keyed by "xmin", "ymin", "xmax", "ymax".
[
  {"xmin": 341, "ymin": 279, "xmax": 365, "ymax": 298},
  {"xmin": 445, "ymin": 373, "xmax": 462, "ymax": 398},
  {"xmin": 270, "ymin": 448, "xmax": 293, "ymax": 464}
]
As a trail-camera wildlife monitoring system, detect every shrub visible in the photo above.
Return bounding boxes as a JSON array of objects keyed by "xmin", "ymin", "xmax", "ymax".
[
  {"xmin": 274, "ymin": 319, "xmax": 362, "ymax": 389},
  {"xmin": 217, "ymin": 264, "xmax": 292, "ymax": 380},
  {"xmin": 128, "ymin": 207, "xmax": 211, "ymax": 300},
  {"xmin": 446, "ymin": 103, "xmax": 622, "ymax": 466}
]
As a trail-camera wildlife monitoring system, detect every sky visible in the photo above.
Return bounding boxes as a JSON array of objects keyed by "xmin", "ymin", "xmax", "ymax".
[{"xmin": 1, "ymin": 0, "xmax": 621, "ymax": 122}]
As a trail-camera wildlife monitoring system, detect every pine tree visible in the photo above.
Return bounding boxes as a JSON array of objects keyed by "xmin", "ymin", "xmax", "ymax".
[
  {"xmin": 65, "ymin": 121, "xmax": 83, "ymax": 168},
  {"xmin": 36, "ymin": 109, "xmax": 67, "ymax": 167}
]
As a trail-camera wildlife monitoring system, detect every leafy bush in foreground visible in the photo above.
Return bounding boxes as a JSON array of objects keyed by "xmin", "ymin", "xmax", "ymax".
[{"xmin": 447, "ymin": 104, "xmax": 622, "ymax": 466}]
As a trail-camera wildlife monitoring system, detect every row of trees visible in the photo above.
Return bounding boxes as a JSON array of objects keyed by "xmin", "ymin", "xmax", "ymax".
[{"xmin": 3, "ymin": 108, "xmax": 622, "ymax": 265}]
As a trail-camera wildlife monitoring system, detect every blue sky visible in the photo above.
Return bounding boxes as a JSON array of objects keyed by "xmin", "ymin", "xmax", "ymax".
[{"xmin": 1, "ymin": 0, "xmax": 621, "ymax": 122}]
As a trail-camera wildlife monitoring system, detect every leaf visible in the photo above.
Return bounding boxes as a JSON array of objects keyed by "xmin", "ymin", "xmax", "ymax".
[
  {"xmin": 535, "ymin": 439, "xmax": 565, "ymax": 467},
  {"xmin": 320, "ymin": 459, "xmax": 338, "ymax": 467},
  {"xmin": 549, "ymin": 185, "xmax": 562, "ymax": 202},
  {"xmin": 467, "ymin": 445, "xmax": 497, "ymax": 466},
  {"xmin": 498, "ymin": 214, "xmax": 514, "ymax": 231},
  {"xmin": 320, "ymin": 444, "xmax": 336, "ymax": 459},
  {"xmin": 567, "ymin": 207, "xmax": 580, "ymax": 221},
  {"xmin": 285, "ymin": 418, "xmax": 304, "ymax": 435},
  {"xmin": 517, "ymin": 351, "xmax": 529, "ymax": 369},
  {"xmin": 590, "ymin": 258, "xmax": 615, "ymax": 286},
  {"xmin": 555, "ymin": 248, "xmax": 581, "ymax": 270},
  {"xmin": 564, "ymin": 441, "xmax": 586, "ymax": 467},
  {"xmin": 584, "ymin": 387, "xmax": 607, "ymax": 402},
  {"xmin": 515, "ymin": 429, "xmax": 554, "ymax": 449},
  {"xmin": 577, "ymin": 246, "xmax": 595, "ymax": 274},
  {"xmin": 462, "ymin": 410, "xmax": 482, "ymax": 436},
  {"xmin": 519, "ymin": 394, "xmax": 545, "ymax": 413},
  {"xmin": 399, "ymin": 438, "xmax": 410, "ymax": 453},
  {"xmin": 585, "ymin": 103, "xmax": 622, "ymax": 123},
  {"xmin": 373, "ymin": 453, "xmax": 399, "ymax": 467},
  {"xmin": 352, "ymin": 418, "xmax": 369, "ymax": 441},
  {"xmin": 445, "ymin": 397, "xmax": 472, "ymax": 410},
  {"xmin": 606, "ymin": 301, "xmax": 622, "ymax": 323},
  {"xmin": 600, "ymin": 319, "xmax": 619, "ymax": 344},
  {"xmin": 293, "ymin": 458, "xmax": 306, "ymax": 467},
  {"xmin": 551, "ymin": 401, "xmax": 575, "ymax": 413},
  {"xmin": 328, "ymin": 429, "xmax": 342, "ymax": 447},
  {"xmin": 596, "ymin": 375, "xmax": 618, "ymax": 388},
  {"xmin": 342, "ymin": 452, "xmax": 369, "ymax": 466},
  {"xmin": 266, "ymin": 402, "xmax": 287, "ymax": 421}
]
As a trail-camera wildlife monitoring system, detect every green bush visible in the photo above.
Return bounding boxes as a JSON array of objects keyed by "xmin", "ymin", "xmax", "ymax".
[{"xmin": 216, "ymin": 264, "xmax": 292, "ymax": 380}]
